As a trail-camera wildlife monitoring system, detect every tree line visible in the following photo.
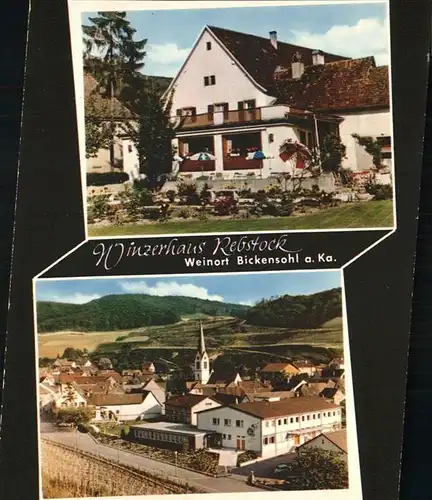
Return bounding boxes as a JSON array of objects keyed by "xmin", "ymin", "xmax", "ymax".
[{"xmin": 246, "ymin": 288, "xmax": 342, "ymax": 329}]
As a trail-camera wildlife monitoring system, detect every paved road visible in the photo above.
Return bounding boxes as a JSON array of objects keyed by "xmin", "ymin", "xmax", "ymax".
[
  {"xmin": 41, "ymin": 425, "xmax": 261, "ymax": 494},
  {"xmin": 232, "ymin": 452, "xmax": 297, "ymax": 478}
]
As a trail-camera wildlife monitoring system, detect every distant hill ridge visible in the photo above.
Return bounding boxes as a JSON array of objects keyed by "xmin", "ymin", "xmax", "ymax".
[
  {"xmin": 37, "ymin": 288, "xmax": 342, "ymax": 333},
  {"xmin": 37, "ymin": 294, "xmax": 249, "ymax": 333}
]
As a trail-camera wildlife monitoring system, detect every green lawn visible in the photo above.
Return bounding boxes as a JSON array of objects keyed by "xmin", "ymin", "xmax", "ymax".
[{"xmin": 89, "ymin": 200, "xmax": 394, "ymax": 236}]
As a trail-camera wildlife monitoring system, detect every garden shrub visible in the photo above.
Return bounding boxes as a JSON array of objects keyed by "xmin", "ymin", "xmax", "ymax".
[
  {"xmin": 77, "ymin": 423, "xmax": 90, "ymax": 433},
  {"xmin": 88, "ymin": 194, "xmax": 110, "ymax": 222},
  {"xmin": 365, "ymin": 182, "xmax": 393, "ymax": 200},
  {"xmin": 117, "ymin": 185, "xmax": 154, "ymax": 221},
  {"xmin": 214, "ymin": 197, "xmax": 238, "ymax": 216},
  {"xmin": 177, "ymin": 207, "xmax": 195, "ymax": 219},
  {"xmin": 177, "ymin": 182, "xmax": 200, "ymax": 205},
  {"xmin": 166, "ymin": 190, "xmax": 176, "ymax": 202},
  {"xmin": 237, "ymin": 451, "xmax": 258, "ymax": 466},
  {"xmin": 87, "ymin": 172, "xmax": 129, "ymax": 186}
]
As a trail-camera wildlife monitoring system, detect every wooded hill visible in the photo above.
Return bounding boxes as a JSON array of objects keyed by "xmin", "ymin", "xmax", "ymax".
[
  {"xmin": 246, "ymin": 288, "xmax": 342, "ymax": 329},
  {"xmin": 37, "ymin": 294, "xmax": 249, "ymax": 333},
  {"xmin": 37, "ymin": 288, "xmax": 342, "ymax": 333}
]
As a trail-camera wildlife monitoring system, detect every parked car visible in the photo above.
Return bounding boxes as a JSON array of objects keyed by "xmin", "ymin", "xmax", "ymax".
[{"xmin": 273, "ymin": 464, "xmax": 290, "ymax": 476}]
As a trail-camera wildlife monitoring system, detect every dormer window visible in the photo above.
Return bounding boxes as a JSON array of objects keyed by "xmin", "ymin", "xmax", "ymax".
[{"xmin": 206, "ymin": 41, "xmax": 212, "ymax": 50}]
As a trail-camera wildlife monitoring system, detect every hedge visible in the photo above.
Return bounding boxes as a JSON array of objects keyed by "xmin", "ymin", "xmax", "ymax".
[{"xmin": 87, "ymin": 172, "xmax": 129, "ymax": 186}]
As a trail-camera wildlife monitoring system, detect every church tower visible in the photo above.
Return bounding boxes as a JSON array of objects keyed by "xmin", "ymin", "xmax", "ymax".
[{"xmin": 193, "ymin": 321, "xmax": 210, "ymax": 384}]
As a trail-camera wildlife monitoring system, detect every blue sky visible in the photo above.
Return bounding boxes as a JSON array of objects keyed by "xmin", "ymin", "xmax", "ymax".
[
  {"xmin": 36, "ymin": 271, "xmax": 341, "ymax": 306},
  {"xmin": 82, "ymin": 2, "xmax": 389, "ymax": 77}
]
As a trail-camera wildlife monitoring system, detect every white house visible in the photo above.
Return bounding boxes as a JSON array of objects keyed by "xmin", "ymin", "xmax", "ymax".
[
  {"xmin": 297, "ymin": 428, "xmax": 348, "ymax": 462},
  {"xmin": 54, "ymin": 382, "xmax": 88, "ymax": 409},
  {"xmin": 196, "ymin": 397, "xmax": 342, "ymax": 458},
  {"xmin": 165, "ymin": 25, "xmax": 391, "ymax": 180},
  {"xmin": 164, "ymin": 394, "xmax": 221, "ymax": 426},
  {"xmin": 84, "ymin": 73, "xmax": 140, "ymax": 181},
  {"xmin": 88, "ymin": 390, "xmax": 162, "ymax": 422}
]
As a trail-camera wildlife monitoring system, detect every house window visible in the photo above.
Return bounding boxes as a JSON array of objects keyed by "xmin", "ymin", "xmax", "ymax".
[
  {"xmin": 284, "ymin": 418, "xmax": 287, "ymax": 425},
  {"xmin": 317, "ymin": 413, "xmax": 321, "ymax": 418},
  {"xmin": 195, "ymin": 361, "xmax": 200, "ymax": 369},
  {"xmin": 206, "ymin": 41, "xmax": 212, "ymax": 50},
  {"xmin": 313, "ymin": 414, "xmax": 316, "ymax": 420},
  {"xmin": 295, "ymin": 417, "xmax": 299, "ymax": 423},
  {"xmin": 223, "ymin": 434, "xmax": 227, "ymax": 439},
  {"xmin": 224, "ymin": 418, "xmax": 232, "ymax": 427},
  {"xmin": 301, "ymin": 416, "xmax": 305, "ymax": 422},
  {"xmin": 213, "ymin": 418, "xmax": 220, "ymax": 426},
  {"xmin": 177, "ymin": 107, "xmax": 197, "ymax": 122},
  {"xmin": 236, "ymin": 420, "xmax": 244, "ymax": 428},
  {"xmin": 307, "ymin": 415, "xmax": 310, "ymax": 421},
  {"xmin": 263, "ymin": 437, "xmax": 269, "ymax": 445},
  {"xmin": 289, "ymin": 417, "xmax": 294, "ymax": 424},
  {"xmin": 269, "ymin": 437, "xmax": 275, "ymax": 444},
  {"xmin": 128, "ymin": 145, "xmax": 133, "ymax": 153},
  {"xmin": 204, "ymin": 362, "xmax": 208, "ymax": 369},
  {"xmin": 265, "ymin": 421, "xmax": 269, "ymax": 428},
  {"xmin": 116, "ymin": 410, "xmax": 120, "ymax": 414},
  {"xmin": 271, "ymin": 420, "xmax": 275, "ymax": 427},
  {"xmin": 228, "ymin": 434, "xmax": 232, "ymax": 440},
  {"xmin": 278, "ymin": 419, "xmax": 282, "ymax": 425},
  {"xmin": 204, "ymin": 75, "xmax": 216, "ymax": 86}
]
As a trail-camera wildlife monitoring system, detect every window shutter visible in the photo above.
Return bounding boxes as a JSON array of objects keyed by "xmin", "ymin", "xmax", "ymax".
[
  {"xmin": 207, "ymin": 104, "xmax": 214, "ymax": 121},
  {"xmin": 223, "ymin": 103, "xmax": 229, "ymax": 119}
]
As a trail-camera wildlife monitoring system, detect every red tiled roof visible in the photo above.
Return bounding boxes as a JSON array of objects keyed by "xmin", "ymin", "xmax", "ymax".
[
  {"xmin": 275, "ymin": 57, "xmax": 390, "ymax": 111},
  {"xmin": 230, "ymin": 397, "xmax": 339, "ymax": 419},
  {"xmin": 208, "ymin": 26, "xmax": 347, "ymax": 91},
  {"xmin": 88, "ymin": 391, "xmax": 149, "ymax": 406},
  {"xmin": 165, "ymin": 394, "xmax": 212, "ymax": 408},
  {"xmin": 261, "ymin": 363, "xmax": 299, "ymax": 373}
]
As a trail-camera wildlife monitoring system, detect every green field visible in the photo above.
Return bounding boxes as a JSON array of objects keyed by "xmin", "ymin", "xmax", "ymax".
[{"xmin": 89, "ymin": 200, "xmax": 393, "ymax": 236}]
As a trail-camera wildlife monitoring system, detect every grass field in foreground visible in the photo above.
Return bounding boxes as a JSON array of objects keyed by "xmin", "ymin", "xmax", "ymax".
[{"xmin": 88, "ymin": 200, "xmax": 394, "ymax": 236}]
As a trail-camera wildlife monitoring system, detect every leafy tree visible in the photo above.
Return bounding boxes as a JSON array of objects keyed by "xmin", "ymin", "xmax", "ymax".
[
  {"xmin": 133, "ymin": 82, "xmax": 176, "ymax": 187},
  {"xmin": 352, "ymin": 133, "xmax": 383, "ymax": 169},
  {"xmin": 282, "ymin": 447, "xmax": 348, "ymax": 490},
  {"xmin": 319, "ymin": 134, "xmax": 347, "ymax": 173},
  {"xmin": 82, "ymin": 12, "xmax": 146, "ymax": 166},
  {"xmin": 54, "ymin": 407, "xmax": 95, "ymax": 426},
  {"xmin": 61, "ymin": 347, "xmax": 84, "ymax": 360}
]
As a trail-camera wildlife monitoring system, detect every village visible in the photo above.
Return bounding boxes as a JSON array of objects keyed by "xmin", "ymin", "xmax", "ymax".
[{"xmin": 39, "ymin": 321, "xmax": 348, "ymax": 493}]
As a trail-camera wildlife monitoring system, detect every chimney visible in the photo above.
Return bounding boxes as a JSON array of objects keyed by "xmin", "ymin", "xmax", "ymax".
[
  {"xmin": 312, "ymin": 49, "xmax": 325, "ymax": 66},
  {"xmin": 291, "ymin": 51, "xmax": 305, "ymax": 79},
  {"xmin": 269, "ymin": 31, "xmax": 278, "ymax": 50}
]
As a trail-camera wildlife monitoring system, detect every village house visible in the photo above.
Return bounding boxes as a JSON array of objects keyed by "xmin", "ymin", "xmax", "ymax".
[
  {"xmin": 196, "ymin": 397, "xmax": 342, "ymax": 458},
  {"xmin": 293, "ymin": 360, "xmax": 317, "ymax": 377},
  {"xmin": 260, "ymin": 362, "xmax": 300, "ymax": 382},
  {"xmin": 297, "ymin": 428, "xmax": 347, "ymax": 462},
  {"xmin": 88, "ymin": 391, "xmax": 162, "ymax": 421},
  {"xmin": 163, "ymin": 25, "xmax": 391, "ymax": 183},
  {"xmin": 164, "ymin": 394, "xmax": 221, "ymax": 426},
  {"xmin": 53, "ymin": 382, "xmax": 88, "ymax": 409},
  {"xmin": 84, "ymin": 73, "xmax": 139, "ymax": 180}
]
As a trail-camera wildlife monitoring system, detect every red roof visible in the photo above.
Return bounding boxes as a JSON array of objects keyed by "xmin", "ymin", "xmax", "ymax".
[
  {"xmin": 275, "ymin": 57, "xmax": 390, "ymax": 112},
  {"xmin": 208, "ymin": 26, "xmax": 347, "ymax": 91},
  {"xmin": 165, "ymin": 394, "xmax": 213, "ymax": 409}
]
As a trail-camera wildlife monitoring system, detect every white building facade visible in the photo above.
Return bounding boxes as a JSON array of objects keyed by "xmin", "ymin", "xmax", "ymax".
[
  {"xmin": 196, "ymin": 398, "xmax": 342, "ymax": 458},
  {"xmin": 165, "ymin": 25, "xmax": 391, "ymax": 181}
]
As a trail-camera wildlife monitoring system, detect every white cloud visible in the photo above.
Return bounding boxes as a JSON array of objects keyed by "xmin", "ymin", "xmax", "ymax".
[
  {"xmin": 119, "ymin": 280, "xmax": 224, "ymax": 302},
  {"xmin": 38, "ymin": 293, "xmax": 101, "ymax": 304},
  {"xmin": 239, "ymin": 300, "xmax": 255, "ymax": 306},
  {"xmin": 289, "ymin": 18, "xmax": 390, "ymax": 66},
  {"xmin": 146, "ymin": 43, "xmax": 190, "ymax": 76}
]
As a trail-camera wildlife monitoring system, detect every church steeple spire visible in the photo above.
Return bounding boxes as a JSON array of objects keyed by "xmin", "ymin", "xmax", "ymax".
[
  {"xmin": 193, "ymin": 320, "xmax": 210, "ymax": 384},
  {"xmin": 198, "ymin": 321, "xmax": 206, "ymax": 355}
]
